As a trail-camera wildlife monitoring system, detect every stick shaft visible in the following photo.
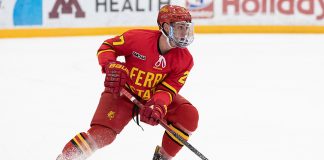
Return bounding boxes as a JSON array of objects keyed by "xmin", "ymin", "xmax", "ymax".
[{"xmin": 120, "ymin": 88, "xmax": 208, "ymax": 160}]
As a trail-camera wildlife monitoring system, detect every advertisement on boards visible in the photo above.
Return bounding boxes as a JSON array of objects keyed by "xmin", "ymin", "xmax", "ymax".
[
  {"xmin": 1, "ymin": 0, "xmax": 324, "ymax": 29},
  {"xmin": 44, "ymin": 0, "xmax": 174, "ymax": 27},
  {"xmin": 186, "ymin": 0, "xmax": 214, "ymax": 18},
  {"xmin": 13, "ymin": 0, "xmax": 43, "ymax": 26},
  {"xmin": 220, "ymin": 0, "xmax": 324, "ymax": 23}
]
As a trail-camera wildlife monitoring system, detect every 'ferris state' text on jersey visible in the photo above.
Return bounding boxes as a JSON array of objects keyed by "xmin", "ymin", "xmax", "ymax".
[{"xmin": 97, "ymin": 29, "xmax": 194, "ymax": 106}]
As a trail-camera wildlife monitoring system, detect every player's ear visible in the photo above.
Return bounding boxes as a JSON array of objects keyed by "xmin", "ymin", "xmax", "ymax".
[{"xmin": 162, "ymin": 23, "xmax": 170, "ymax": 35}]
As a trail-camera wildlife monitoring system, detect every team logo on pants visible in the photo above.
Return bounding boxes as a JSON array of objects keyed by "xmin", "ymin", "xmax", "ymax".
[{"xmin": 107, "ymin": 111, "xmax": 115, "ymax": 120}]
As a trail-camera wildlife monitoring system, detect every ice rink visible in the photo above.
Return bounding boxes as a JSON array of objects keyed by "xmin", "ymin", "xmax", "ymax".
[{"xmin": 0, "ymin": 34, "xmax": 324, "ymax": 160}]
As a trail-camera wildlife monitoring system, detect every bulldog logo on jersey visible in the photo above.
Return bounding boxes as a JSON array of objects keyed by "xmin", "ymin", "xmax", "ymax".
[{"xmin": 154, "ymin": 55, "xmax": 166, "ymax": 70}]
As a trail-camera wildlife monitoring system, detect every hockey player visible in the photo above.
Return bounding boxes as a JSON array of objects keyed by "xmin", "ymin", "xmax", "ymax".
[{"xmin": 56, "ymin": 4, "xmax": 199, "ymax": 160}]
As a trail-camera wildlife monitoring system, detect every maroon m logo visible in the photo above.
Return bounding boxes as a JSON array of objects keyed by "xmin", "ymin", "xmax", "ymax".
[{"xmin": 49, "ymin": 0, "xmax": 85, "ymax": 18}]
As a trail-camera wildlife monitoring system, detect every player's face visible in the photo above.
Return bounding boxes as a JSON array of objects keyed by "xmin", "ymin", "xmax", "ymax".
[
  {"xmin": 171, "ymin": 21, "xmax": 192, "ymax": 37},
  {"xmin": 168, "ymin": 21, "xmax": 194, "ymax": 48}
]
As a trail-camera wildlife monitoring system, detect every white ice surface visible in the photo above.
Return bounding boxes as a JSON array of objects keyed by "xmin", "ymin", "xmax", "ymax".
[{"xmin": 0, "ymin": 34, "xmax": 324, "ymax": 160}]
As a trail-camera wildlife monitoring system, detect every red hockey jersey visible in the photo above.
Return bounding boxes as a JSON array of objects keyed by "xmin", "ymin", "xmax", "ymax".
[{"xmin": 97, "ymin": 29, "xmax": 193, "ymax": 106}]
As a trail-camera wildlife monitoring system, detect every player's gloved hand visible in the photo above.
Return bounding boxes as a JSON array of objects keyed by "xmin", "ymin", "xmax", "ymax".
[
  {"xmin": 104, "ymin": 60, "xmax": 129, "ymax": 94},
  {"xmin": 140, "ymin": 100, "xmax": 167, "ymax": 126}
]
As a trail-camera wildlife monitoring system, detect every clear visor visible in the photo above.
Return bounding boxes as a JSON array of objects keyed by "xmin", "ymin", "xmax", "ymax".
[{"xmin": 169, "ymin": 21, "xmax": 194, "ymax": 48}]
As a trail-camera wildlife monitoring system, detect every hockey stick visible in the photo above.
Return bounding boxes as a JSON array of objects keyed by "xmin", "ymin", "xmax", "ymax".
[{"xmin": 120, "ymin": 88, "xmax": 209, "ymax": 160}]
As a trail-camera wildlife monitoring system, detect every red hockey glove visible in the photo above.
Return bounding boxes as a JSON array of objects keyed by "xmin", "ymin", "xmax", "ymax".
[
  {"xmin": 104, "ymin": 61, "xmax": 129, "ymax": 94},
  {"xmin": 140, "ymin": 100, "xmax": 167, "ymax": 126}
]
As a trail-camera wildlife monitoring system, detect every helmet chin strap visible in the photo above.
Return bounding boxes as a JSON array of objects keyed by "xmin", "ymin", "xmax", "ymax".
[{"xmin": 160, "ymin": 25, "xmax": 175, "ymax": 49}]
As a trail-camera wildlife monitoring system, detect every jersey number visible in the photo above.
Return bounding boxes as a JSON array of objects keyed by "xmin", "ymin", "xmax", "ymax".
[
  {"xmin": 178, "ymin": 71, "xmax": 189, "ymax": 85},
  {"xmin": 112, "ymin": 35, "xmax": 125, "ymax": 46}
]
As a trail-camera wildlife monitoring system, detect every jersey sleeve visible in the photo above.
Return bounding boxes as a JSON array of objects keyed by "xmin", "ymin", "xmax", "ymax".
[
  {"xmin": 151, "ymin": 52, "xmax": 194, "ymax": 106},
  {"xmin": 97, "ymin": 31, "xmax": 134, "ymax": 72}
]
